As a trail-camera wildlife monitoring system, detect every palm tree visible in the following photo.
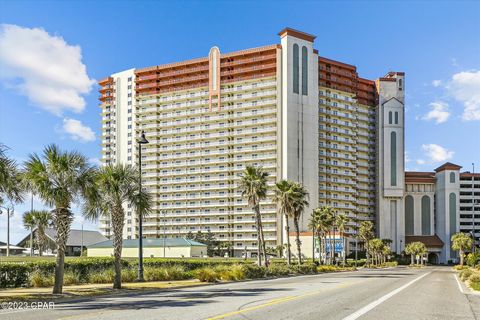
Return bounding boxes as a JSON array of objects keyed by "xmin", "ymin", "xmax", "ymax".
[
  {"xmin": 273, "ymin": 180, "xmax": 295, "ymax": 265},
  {"xmin": 309, "ymin": 206, "xmax": 334, "ymax": 264},
  {"xmin": 451, "ymin": 232, "xmax": 473, "ymax": 266},
  {"xmin": 359, "ymin": 221, "xmax": 374, "ymax": 267},
  {"xmin": 23, "ymin": 144, "xmax": 95, "ymax": 294},
  {"xmin": 239, "ymin": 166, "xmax": 269, "ymax": 266},
  {"xmin": 0, "ymin": 144, "xmax": 25, "ymax": 256},
  {"xmin": 335, "ymin": 214, "xmax": 350, "ymax": 267},
  {"xmin": 23, "ymin": 211, "xmax": 36, "ymax": 255},
  {"xmin": 33, "ymin": 210, "xmax": 53, "ymax": 256},
  {"xmin": 83, "ymin": 164, "xmax": 152, "ymax": 289},
  {"xmin": 291, "ymin": 183, "xmax": 309, "ymax": 265},
  {"xmin": 0, "ymin": 144, "xmax": 24, "ymax": 205}
]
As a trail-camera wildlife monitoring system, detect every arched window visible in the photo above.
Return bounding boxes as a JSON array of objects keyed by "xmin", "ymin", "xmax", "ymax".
[
  {"xmin": 388, "ymin": 111, "xmax": 392, "ymax": 124},
  {"xmin": 421, "ymin": 196, "xmax": 431, "ymax": 235},
  {"xmin": 405, "ymin": 195, "xmax": 414, "ymax": 235},
  {"xmin": 450, "ymin": 172, "xmax": 455, "ymax": 183},
  {"xmin": 293, "ymin": 44, "xmax": 299, "ymax": 94},
  {"xmin": 391, "ymin": 131, "xmax": 397, "ymax": 186},
  {"xmin": 449, "ymin": 192, "xmax": 457, "ymax": 258},
  {"xmin": 395, "ymin": 111, "xmax": 399, "ymax": 124},
  {"xmin": 301, "ymin": 46, "xmax": 308, "ymax": 95}
]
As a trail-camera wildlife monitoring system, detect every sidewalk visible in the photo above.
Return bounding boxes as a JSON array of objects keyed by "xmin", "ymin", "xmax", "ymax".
[{"xmin": 0, "ymin": 279, "xmax": 207, "ymax": 302}]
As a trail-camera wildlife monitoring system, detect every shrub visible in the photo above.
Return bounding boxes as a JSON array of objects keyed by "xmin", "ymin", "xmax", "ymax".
[
  {"xmin": 454, "ymin": 265, "xmax": 469, "ymax": 271},
  {"xmin": 460, "ymin": 268, "xmax": 474, "ymax": 281},
  {"xmin": 144, "ymin": 266, "xmax": 190, "ymax": 281},
  {"xmin": 317, "ymin": 265, "xmax": 337, "ymax": 273},
  {"xmin": 266, "ymin": 264, "xmax": 291, "ymax": 277},
  {"xmin": 241, "ymin": 264, "xmax": 266, "ymax": 279},
  {"xmin": 88, "ymin": 270, "xmax": 114, "ymax": 284},
  {"xmin": 121, "ymin": 268, "xmax": 137, "ymax": 283},
  {"xmin": 468, "ymin": 273, "xmax": 480, "ymax": 284},
  {"xmin": 0, "ymin": 264, "xmax": 30, "ymax": 288},
  {"xmin": 467, "ymin": 253, "xmax": 480, "ymax": 267},
  {"xmin": 215, "ymin": 265, "xmax": 245, "ymax": 281},
  {"xmin": 195, "ymin": 268, "xmax": 218, "ymax": 282},
  {"xmin": 29, "ymin": 271, "xmax": 54, "ymax": 287},
  {"xmin": 291, "ymin": 263, "xmax": 317, "ymax": 275},
  {"xmin": 63, "ymin": 271, "xmax": 82, "ymax": 286}
]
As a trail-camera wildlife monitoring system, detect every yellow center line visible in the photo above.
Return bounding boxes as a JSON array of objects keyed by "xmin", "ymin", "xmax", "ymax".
[{"xmin": 207, "ymin": 282, "xmax": 354, "ymax": 320}]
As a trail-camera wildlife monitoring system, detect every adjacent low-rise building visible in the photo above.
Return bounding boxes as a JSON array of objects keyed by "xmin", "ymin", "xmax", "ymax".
[{"xmin": 87, "ymin": 238, "xmax": 208, "ymax": 258}]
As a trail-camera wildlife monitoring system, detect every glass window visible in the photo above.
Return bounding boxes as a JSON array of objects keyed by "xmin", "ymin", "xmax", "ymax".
[
  {"xmin": 395, "ymin": 111, "xmax": 399, "ymax": 124},
  {"xmin": 421, "ymin": 196, "xmax": 431, "ymax": 235},
  {"xmin": 450, "ymin": 172, "xmax": 455, "ymax": 183},
  {"xmin": 293, "ymin": 44, "xmax": 299, "ymax": 94},
  {"xmin": 391, "ymin": 131, "xmax": 397, "ymax": 186},
  {"xmin": 301, "ymin": 46, "xmax": 308, "ymax": 95},
  {"xmin": 388, "ymin": 111, "xmax": 393, "ymax": 124}
]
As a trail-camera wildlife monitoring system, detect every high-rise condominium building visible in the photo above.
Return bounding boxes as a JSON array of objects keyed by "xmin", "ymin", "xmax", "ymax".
[{"xmin": 98, "ymin": 28, "xmax": 409, "ymax": 258}]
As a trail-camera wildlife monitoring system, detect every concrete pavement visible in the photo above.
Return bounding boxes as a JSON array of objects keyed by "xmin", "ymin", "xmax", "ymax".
[{"xmin": 0, "ymin": 266, "xmax": 478, "ymax": 320}]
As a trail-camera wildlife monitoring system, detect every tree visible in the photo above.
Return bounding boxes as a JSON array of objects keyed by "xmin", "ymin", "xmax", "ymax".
[
  {"xmin": 0, "ymin": 144, "xmax": 24, "ymax": 205},
  {"xmin": 309, "ymin": 206, "xmax": 334, "ymax": 265},
  {"xmin": 335, "ymin": 214, "xmax": 350, "ymax": 266},
  {"xmin": 405, "ymin": 241, "xmax": 427, "ymax": 266},
  {"xmin": 273, "ymin": 179, "xmax": 295, "ymax": 265},
  {"xmin": 291, "ymin": 183, "xmax": 309, "ymax": 265},
  {"xmin": 359, "ymin": 221, "xmax": 374, "ymax": 267},
  {"xmin": 23, "ymin": 211, "xmax": 36, "ymax": 255},
  {"xmin": 83, "ymin": 164, "xmax": 151, "ymax": 289},
  {"xmin": 23, "ymin": 210, "xmax": 52, "ymax": 256},
  {"xmin": 24, "ymin": 144, "xmax": 95, "ymax": 294},
  {"xmin": 368, "ymin": 238, "xmax": 383, "ymax": 266},
  {"xmin": 0, "ymin": 144, "xmax": 25, "ymax": 257},
  {"xmin": 239, "ymin": 166, "xmax": 269, "ymax": 266},
  {"xmin": 451, "ymin": 232, "xmax": 473, "ymax": 266},
  {"xmin": 186, "ymin": 230, "xmax": 220, "ymax": 257}
]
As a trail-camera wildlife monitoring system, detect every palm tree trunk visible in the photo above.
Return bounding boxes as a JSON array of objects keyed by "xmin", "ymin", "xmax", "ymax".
[
  {"xmin": 293, "ymin": 216, "xmax": 302, "ymax": 265},
  {"xmin": 52, "ymin": 208, "xmax": 73, "ymax": 294},
  {"xmin": 38, "ymin": 226, "xmax": 46, "ymax": 257},
  {"xmin": 29, "ymin": 227, "xmax": 33, "ymax": 256},
  {"xmin": 342, "ymin": 236, "xmax": 346, "ymax": 267},
  {"xmin": 317, "ymin": 231, "xmax": 322, "ymax": 265},
  {"xmin": 459, "ymin": 249, "xmax": 464, "ymax": 266},
  {"xmin": 253, "ymin": 205, "xmax": 262, "ymax": 266},
  {"xmin": 329, "ymin": 229, "xmax": 334, "ymax": 265},
  {"xmin": 365, "ymin": 242, "xmax": 370, "ymax": 267},
  {"xmin": 285, "ymin": 217, "xmax": 291, "ymax": 266},
  {"xmin": 256, "ymin": 205, "xmax": 267, "ymax": 267},
  {"xmin": 112, "ymin": 205, "xmax": 125, "ymax": 289}
]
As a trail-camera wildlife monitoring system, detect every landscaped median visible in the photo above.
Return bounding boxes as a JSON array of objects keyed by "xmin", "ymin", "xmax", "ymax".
[
  {"xmin": 0, "ymin": 257, "xmax": 357, "ymax": 302},
  {"xmin": 455, "ymin": 265, "xmax": 480, "ymax": 292}
]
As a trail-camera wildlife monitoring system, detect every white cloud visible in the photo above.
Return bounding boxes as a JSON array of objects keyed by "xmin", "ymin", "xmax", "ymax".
[
  {"xmin": 432, "ymin": 80, "xmax": 442, "ymax": 87},
  {"xmin": 62, "ymin": 118, "xmax": 95, "ymax": 142},
  {"xmin": 0, "ymin": 24, "xmax": 95, "ymax": 116},
  {"xmin": 421, "ymin": 144, "xmax": 454, "ymax": 162},
  {"xmin": 445, "ymin": 70, "xmax": 480, "ymax": 121},
  {"xmin": 416, "ymin": 159, "xmax": 426, "ymax": 165},
  {"xmin": 422, "ymin": 102, "xmax": 450, "ymax": 124}
]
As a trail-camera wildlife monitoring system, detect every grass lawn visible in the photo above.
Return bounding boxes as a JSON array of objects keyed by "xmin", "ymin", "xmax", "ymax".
[{"xmin": 0, "ymin": 279, "xmax": 207, "ymax": 302}]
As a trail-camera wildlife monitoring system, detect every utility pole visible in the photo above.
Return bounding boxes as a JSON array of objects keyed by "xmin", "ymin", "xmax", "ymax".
[{"xmin": 30, "ymin": 193, "xmax": 34, "ymax": 256}]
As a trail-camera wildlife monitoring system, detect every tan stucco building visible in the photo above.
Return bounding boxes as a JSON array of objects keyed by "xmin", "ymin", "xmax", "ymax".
[{"xmin": 87, "ymin": 238, "xmax": 207, "ymax": 258}]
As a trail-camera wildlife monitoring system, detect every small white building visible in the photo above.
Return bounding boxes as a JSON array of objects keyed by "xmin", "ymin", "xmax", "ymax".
[{"xmin": 87, "ymin": 238, "xmax": 208, "ymax": 258}]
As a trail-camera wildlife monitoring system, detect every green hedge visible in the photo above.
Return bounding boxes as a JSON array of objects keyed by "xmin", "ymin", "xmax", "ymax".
[
  {"xmin": 0, "ymin": 257, "xmax": 356, "ymax": 288},
  {"xmin": 0, "ymin": 258, "xmax": 252, "ymax": 288}
]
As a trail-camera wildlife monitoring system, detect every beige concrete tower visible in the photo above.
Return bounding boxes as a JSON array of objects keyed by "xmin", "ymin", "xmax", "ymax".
[
  {"xmin": 376, "ymin": 72, "xmax": 406, "ymax": 253},
  {"xmin": 279, "ymin": 28, "xmax": 319, "ymax": 233}
]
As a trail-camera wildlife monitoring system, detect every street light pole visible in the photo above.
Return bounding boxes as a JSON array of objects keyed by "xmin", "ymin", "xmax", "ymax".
[{"xmin": 137, "ymin": 130, "xmax": 149, "ymax": 282}]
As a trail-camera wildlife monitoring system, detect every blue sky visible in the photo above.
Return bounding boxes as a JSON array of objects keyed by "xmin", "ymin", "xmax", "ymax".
[{"xmin": 0, "ymin": 0, "xmax": 479, "ymax": 243}]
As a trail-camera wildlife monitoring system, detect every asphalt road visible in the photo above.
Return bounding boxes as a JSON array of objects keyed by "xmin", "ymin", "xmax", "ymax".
[{"xmin": 1, "ymin": 266, "xmax": 478, "ymax": 320}]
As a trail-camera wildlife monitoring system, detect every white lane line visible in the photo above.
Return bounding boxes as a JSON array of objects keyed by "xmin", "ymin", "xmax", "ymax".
[
  {"xmin": 454, "ymin": 274, "xmax": 465, "ymax": 294},
  {"xmin": 342, "ymin": 271, "xmax": 431, "ymax": 320}
]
